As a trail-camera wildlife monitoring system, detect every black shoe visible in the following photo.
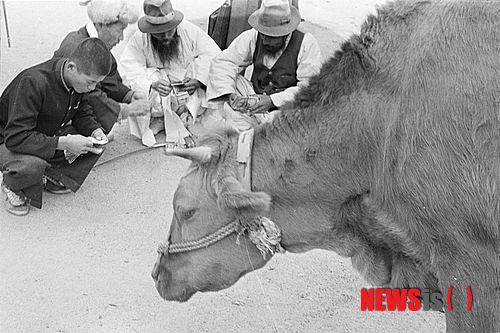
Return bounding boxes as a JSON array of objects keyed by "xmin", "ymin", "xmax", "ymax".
[{"xmin": 43, "ymin": 176, "xmax": 72, "ymax": 195}]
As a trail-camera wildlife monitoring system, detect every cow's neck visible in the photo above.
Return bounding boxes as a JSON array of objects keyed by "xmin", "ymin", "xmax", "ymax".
[
  {"xmin": 252, "ymin": 102, "xmax": 382, "ymax": 255},
  {"xmin": 249, "ymin": 112, "xmax": 373, "ymax": 255}
]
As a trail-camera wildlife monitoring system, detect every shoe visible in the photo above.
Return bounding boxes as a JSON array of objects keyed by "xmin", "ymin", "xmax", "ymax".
[
  {"xmin": 43, "ymin": 176, "xmax": 72, "ymax": 195},
  {"xmin": 1, "ymin": 182, "xmax": 30, "ymax": 216}
]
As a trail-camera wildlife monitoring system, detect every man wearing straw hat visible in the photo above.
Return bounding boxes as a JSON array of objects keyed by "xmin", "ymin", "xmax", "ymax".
[
  {"xmin": 207, "ymin": 0, "xmax": 322, "ymax": 132},
  {"xmin": 54, "ymin": 0, "xmax": 151, "ymax": 135},
  {"xmin": 120, "ymin": 0, "xmax": 221, "ymax": 148}
]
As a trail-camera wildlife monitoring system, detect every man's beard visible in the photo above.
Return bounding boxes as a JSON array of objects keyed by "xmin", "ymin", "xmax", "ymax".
[
  {"xmin": 151, "ymin": 34, "xmax": 180, "ymax": 64},
  {"xmin": 262, "ymin": 40, "xmax": 286, "ymax": 57}
]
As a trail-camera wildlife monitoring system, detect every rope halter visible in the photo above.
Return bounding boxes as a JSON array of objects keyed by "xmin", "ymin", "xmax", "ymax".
[
  {"xmin": 157, "ymin": 220, "xmax": 239, "ymax": 254},
  {"xmin": 156, "ymin": 129, "xmax": 285, "ymax": 259}
]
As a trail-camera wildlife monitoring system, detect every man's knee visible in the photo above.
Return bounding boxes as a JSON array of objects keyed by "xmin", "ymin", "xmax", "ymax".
[{"xmin": 1, "ymin": 154, "xmax": 49, "ymax": 190}]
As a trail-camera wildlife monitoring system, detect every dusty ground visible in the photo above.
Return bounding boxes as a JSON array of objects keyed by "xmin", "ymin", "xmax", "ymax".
[{"xmin": 1, "ymin": 1, "xmax": 445, "ymax": 332}]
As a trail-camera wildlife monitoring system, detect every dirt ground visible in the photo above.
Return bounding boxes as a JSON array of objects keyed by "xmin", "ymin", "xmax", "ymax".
[{"xmin": 1, "ymin": 1, "xmax": 445, "ymax": 332}]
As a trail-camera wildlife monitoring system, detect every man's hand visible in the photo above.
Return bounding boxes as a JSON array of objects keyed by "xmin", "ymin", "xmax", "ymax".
[
  {"xmin": 57, "ymin": 134, "xmax": 95, "ymax": 155},
  {"xmin": 151, "ymin": 79, "xmax": 172, "ymax": 97},
  {"xmin": 228, "ymin": 93, "xmax": 247, "ymax": 112},
  {"xmin": 89, "ymin": 128, "xmax": 108, "ymax": 154},
  {"xmin": 131, "ymin": 90, "xmax": 147, "ymax": 101},
  {"xmin": 247, "ymin": 94, "xmax": 274, "ymax": 114},
  {"xmin": 123, "ymin": 100, "xmax": 151, "ymax": 117},
  {"xmin": 229, "ymin": 93, "xmax": 266, "ymax": 113},
  {"xmin": 91, "ymin": 128, "xmax": 107, "ymax": 142},
  {"xmin": 180, "ymin": 78, "xmax": 201, "ymax": 95}
]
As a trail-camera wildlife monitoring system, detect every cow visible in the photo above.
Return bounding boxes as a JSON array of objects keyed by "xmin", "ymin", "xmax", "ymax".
[{"xmin": 151, "ymin": 0, "xmax": 500, "ymax": 331}]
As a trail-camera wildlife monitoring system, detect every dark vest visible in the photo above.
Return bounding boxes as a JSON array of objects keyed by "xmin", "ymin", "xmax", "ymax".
[{"xmin": 251, "ymin": 30, "xmax": 305, "ymax": 95}]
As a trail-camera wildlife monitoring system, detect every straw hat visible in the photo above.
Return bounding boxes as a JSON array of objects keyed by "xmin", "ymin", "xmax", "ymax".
[
  {"xmin": 137, "ymin": 0, "xmax": 183, "ymax": 34},
  {"xmin": 248, "ymin": 0, "xmax": 301, "ymax": 37}
]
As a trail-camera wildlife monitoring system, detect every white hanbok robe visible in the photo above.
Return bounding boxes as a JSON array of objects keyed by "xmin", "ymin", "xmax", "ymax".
[{"xmin": 120, "ymin": 20, "xmax": 221, "ymax": 146}]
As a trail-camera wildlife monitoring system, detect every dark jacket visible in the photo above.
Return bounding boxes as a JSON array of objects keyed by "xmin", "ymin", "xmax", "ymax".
[
  {"xmin": 0, "ymin": 58, "xmax": 102, "ymax": 160},
  {"xmin": 53, "ymin": 26, "xmax": 132, "ymax": 116}
]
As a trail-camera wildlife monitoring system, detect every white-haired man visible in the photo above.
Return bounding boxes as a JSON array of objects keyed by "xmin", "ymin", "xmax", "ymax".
[
  {"xmin": 54, "ymin": 0, "xmax": 151, "ymax": 133},
  {"xmin": 207, "ymin": 0, "xmax": 322, "ymax": 131},
  {"xmin": 120, "ymin": 0, "xmax": 221, "ymax": 148}
]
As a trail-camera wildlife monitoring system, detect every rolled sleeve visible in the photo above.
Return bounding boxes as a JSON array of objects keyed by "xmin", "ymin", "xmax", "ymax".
[{"xmin": 270, "ymin": 86, "xmax": 300, "ymax": 107}]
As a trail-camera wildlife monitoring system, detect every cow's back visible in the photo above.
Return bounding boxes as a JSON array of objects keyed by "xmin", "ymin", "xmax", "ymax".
[{"xmin": 367, "ymin": 1, "xmax": 499, "ymax": 242}]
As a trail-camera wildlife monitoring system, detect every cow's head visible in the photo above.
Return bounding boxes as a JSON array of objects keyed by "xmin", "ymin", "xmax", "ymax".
[{"xmin": 152, "ymin": 129, "xmax": 274, "ymax": 302}]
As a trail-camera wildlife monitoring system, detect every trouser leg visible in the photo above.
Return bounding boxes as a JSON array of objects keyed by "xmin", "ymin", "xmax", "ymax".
[
  {"xmin": 0, "ymin": 144, "xmax": 49, "ymax": 208},
  {"xmin": 46, "ymin": 151, "xmax": 102, "ymax": 193},
  {"xmin": 45, "ymin": 125, "xmax": 103, "ymax": 192}
]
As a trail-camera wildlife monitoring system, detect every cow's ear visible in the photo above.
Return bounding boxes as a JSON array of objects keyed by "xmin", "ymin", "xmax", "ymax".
[{"xmin": 217, "ymin": 176, "xmax": 271, "ymax": 214}]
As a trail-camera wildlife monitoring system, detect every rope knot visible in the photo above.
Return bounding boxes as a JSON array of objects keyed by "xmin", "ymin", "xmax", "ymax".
[{"xmin": 237, "ymin": 216, "xmax": 285, "ymax": 259}]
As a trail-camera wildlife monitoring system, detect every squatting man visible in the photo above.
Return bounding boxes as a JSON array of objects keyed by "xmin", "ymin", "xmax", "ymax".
[{"xmin": 0, "ymin": 38, "xmax": 112, "ymax": 216}]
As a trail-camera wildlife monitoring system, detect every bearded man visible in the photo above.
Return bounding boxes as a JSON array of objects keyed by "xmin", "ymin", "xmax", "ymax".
[
  {"xmin": 54, "ymin": 0, "xmax": 150, "ymax": 134},
  {"xmin": 120, "ymin": 0, "xmax": 221, "ymax": 148},
  {"xmin": 207, "ymin": 0, "xmax": 322, "ymax": 132}
]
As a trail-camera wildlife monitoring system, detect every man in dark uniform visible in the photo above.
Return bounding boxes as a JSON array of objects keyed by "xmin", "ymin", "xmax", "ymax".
[
  {"xmin": 54, "ymin": 0, "xmax": 150, "ymax": 134},
  {"xmin": 206, "ymin": 0, "xmax": 322, "ymax": 131},
  {"xmin": 0, "ymin": 38, "xmax": 111, "ymax": 216}
]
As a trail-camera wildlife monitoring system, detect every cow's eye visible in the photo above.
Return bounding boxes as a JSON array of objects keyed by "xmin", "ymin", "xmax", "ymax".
[{"xmin": 179, "ymin": 208, "xmax": 196, "ymax": 220}]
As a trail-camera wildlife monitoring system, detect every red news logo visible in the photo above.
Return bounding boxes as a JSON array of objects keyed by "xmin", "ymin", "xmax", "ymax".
[{"xmin": 360, "ymin": 288, "xmax": 473, "ymax": 312}]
